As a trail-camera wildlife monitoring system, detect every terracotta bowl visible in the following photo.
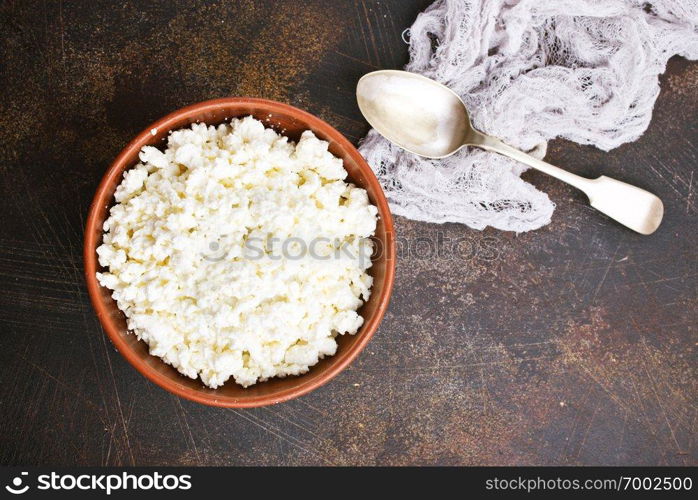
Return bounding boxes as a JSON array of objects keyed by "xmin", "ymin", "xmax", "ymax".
[{"xmin": 84, "ymin": 98, "xmax": 395, "ymax": 408}]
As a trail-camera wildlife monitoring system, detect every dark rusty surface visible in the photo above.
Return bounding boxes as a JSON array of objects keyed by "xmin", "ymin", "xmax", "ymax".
[{"xmin": 0, "ymin": 0, "xmax": 695, "ymax": 466}]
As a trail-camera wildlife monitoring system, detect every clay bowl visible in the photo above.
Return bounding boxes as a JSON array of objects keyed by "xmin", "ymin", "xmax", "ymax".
[{"xmin": 84, "ymin": 98, "xmax": 395, "ymax": 408}]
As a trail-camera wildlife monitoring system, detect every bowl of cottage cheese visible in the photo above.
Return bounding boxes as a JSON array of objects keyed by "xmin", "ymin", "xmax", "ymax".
[{"xmin": 84, "ymin": 98, "xmax": 395, "ymax": 407}]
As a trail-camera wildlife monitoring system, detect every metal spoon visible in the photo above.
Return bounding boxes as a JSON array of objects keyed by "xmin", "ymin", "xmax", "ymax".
[{"xmin": 356, "ymin": 70, "xmax": 663, "ymax": 235}]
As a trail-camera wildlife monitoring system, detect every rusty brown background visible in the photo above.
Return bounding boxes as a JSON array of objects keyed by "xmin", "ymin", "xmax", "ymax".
[{"xmin": 0, "ymin": 0, "xmax": 695, "ymax": 466}]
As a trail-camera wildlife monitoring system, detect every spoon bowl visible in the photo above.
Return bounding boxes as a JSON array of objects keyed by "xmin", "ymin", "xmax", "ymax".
[{"xmin": 357, "ymin": 70, "xmax": 471, "ymax": 158}]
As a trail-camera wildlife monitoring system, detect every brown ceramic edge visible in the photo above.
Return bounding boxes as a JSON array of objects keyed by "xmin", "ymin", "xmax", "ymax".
[{"xmin": 84, "ymin": 97, "xmax": 396, "ymax": 408}]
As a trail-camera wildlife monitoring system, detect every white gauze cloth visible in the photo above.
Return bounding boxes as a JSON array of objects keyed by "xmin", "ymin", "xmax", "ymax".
[{"xmin": 359, "ymin": 0, "xmax": 698, "ymax": 231}]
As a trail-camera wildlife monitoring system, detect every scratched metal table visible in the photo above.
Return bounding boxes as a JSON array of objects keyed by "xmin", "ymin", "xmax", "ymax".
[{"xmin": 0, "ymin": 0, "xmax": 695, "ymax": 466}]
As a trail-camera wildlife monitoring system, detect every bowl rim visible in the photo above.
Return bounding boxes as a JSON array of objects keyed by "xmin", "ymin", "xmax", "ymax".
[{"xmin": 83, "ymin": 97, "xmax": 396, "ymax": 408}]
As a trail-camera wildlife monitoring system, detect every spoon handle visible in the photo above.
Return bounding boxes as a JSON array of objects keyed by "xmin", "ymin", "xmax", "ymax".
[{"xmin": 468, "ymin": 131, "xmax": 664, "ymax": 235}]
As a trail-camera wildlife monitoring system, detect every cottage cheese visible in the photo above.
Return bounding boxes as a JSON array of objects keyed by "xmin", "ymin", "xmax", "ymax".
[{"xmin": 96, "ymin": 117, "xmax": 378, "ymax": 388}]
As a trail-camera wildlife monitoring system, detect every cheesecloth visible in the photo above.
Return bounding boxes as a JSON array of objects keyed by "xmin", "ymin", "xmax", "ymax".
[{"xmin": 359, "ymin": 0, "xmax": 698, "ymax": 231}]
